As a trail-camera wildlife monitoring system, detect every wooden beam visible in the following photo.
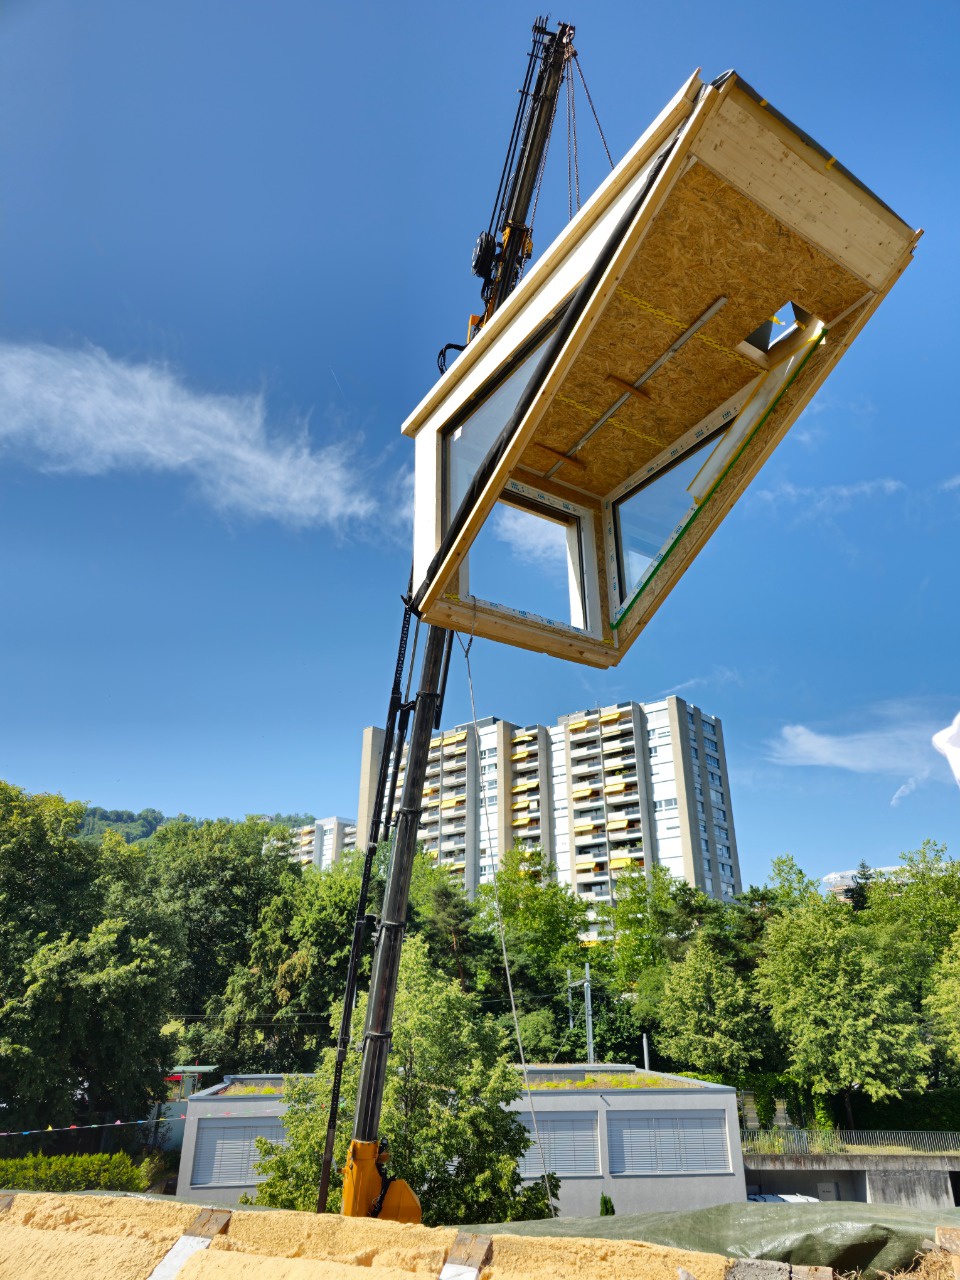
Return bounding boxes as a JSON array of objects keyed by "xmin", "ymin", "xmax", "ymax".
[{"xmin": 606, "ymin": 373, "xmax": 653, "ymax": 400}]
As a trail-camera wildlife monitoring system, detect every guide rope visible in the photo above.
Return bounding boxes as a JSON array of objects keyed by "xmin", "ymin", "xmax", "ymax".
[{"xmin": 455, "ymin": 628, "xmax": 556, "ymax": 1216}]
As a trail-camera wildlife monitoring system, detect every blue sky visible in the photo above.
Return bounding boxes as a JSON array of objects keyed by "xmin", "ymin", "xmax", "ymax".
[{"xmin": 1, "ymin": 0, "xmax": 958, "ymax": 888}]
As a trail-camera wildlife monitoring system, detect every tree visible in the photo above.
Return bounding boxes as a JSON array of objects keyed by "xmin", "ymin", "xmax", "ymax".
[
  {"xmin": 847, "ymin": 860, "xmax": 874, "ymax": 912},
  {"xmin": 864, "ymin": 841, "xmax": 960, "ymax": 1006},
  {"xmin": 2, "ymin": 919, "xmax": 176, "ymax": 1128},
  {"xmin": 658, "ymin": 932, "xmax": 767, "ymax": 1080},
  {"xmin": 477, "ymin": 845, "xmax": 588, "ymax": 997},
  {"xmin": 756, "ymin": 890, "xmax": 930, "ymax": 1124},
  {"xmin": 0, "ymin": 781, "xmax": 177, "ymax": 1129},
  {"xmin": 925, "ymin": 925, "xmax": 960, "ymax": 1064},
  {"xmin": 253, "ymin": 936, "xmax": 556, "ymax": 1225},
  {"xmin": 407, "ymin": 852, "xmax": 499, "ymax": 991},
  {"xmin": 143, "ymin": 815, "xmax": 299, "ymax": 1013},
  {"xmin": 181, "ymin": 854, "xmax": 368, "ymax": 1075}
]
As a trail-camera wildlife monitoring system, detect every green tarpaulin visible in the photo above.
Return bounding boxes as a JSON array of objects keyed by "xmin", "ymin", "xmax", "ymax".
[{"xmin": 473, "ymin": 1201, "xmax": 960, "ymax": 1275}]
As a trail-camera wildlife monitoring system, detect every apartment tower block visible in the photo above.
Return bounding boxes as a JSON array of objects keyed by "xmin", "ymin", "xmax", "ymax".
[{"xmin": 357, "ymin": 695, "xmax": 740, "ymax": 905}]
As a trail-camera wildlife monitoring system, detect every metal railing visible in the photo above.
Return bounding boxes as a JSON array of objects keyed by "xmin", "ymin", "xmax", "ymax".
[{"xmin": 740, "ymin": 1128, "xmax": 960, "ymax": 1156}]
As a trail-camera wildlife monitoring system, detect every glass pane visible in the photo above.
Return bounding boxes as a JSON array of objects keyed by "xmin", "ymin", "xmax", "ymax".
[
  {"xmin": 444, "ymin": 343, "xmax": 548, "ymax": 524},
  {"xmin": 468, "ymin": 500, "xmax": 582, "ymax": 629},
  {"xmin": 614, "ymin": 430, "xmax": 728, "ymax": 603}
]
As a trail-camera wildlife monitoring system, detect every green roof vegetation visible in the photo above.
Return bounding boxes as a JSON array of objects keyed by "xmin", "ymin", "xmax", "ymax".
[{"xmin": 527, "ymin": 1071, "xmax": 699, "ymax": 1090}]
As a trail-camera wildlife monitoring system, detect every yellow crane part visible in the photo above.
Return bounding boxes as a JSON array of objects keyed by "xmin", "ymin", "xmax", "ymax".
[{"xmin": 340, "ymin": 1139, "xmax": 422, "ymax": 1225}]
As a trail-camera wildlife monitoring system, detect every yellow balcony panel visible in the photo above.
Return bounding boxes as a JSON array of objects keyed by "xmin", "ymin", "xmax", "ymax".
[
  {"xmin": 574, "ymin": 821, "xmax": 597, "ymax": 833},
  {"xmin": 604, "ymin": 780, "xmax": 626, "ymax": 794},
  {"xmin": 444, "ymin": 731, "xmax": 468, "ymax": 745},
  {"xmin": 511, "ymin": 781, "xmax": 536, "ymax": 793},
  {"xmin": 512, "ymin": 799, "xmax": 529, "ymax": 811},
  {"xmin": 609, "ymin": 856, "xmax": 634, "ymax": 870},
  {"xmin": 567, "ymin": 718, "xmax": 593, "ymax": 732},
  {"xmin": 425, "ymin": 796, "xmax": 440, "ymax": 807},
  {"xmin": 513, "ymin": 816, "xmax": 531, "ymax": 827},
  {"xmin": 512, "ymin": 731, "xmax": 536, "ymax": 743},
  {"xmin": 571, "ymin": 785, "xmax": 596, "ymax": 799},
  {"xmin": 511, "ymin": 750, "xmax": 530, "ymax": 761},
  {"xmin": 599, "ymin": 711, "xmax": 621, "ymax": 724},
  {"xmin": 606, "ymin": 818, "xmax": 629, "ymax": 831}
]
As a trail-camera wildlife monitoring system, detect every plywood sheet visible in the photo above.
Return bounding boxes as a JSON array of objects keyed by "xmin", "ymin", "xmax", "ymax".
[{"xmin": 520, "ymin": 161, "xmax": 869, "ymax": 495}]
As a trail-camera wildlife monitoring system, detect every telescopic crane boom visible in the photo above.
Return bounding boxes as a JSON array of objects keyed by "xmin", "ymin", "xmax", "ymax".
[
  {"xmin": 470, "ymin": 19, "xmax": 575, "ymax": 335},
  {"xmin": 437, "ymin": 17, "xmax": 575, "ymax": 372},
  {"xmin": 319, "ymin": 18, "xmax": 575, "ymax": 1224}
]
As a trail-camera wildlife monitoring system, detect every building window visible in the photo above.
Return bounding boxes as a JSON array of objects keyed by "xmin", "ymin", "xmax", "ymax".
[
  {"xmin": 607, "ymin": 1113, "xmax": 729, "ymax": 1174},
  {"xmin": 518, "ymin": 1112, "xmax": 599, "ymax": 1177},
  {"xmin": 191, "ymin": 1120, "xmax": 286, "ymax": 1188}
]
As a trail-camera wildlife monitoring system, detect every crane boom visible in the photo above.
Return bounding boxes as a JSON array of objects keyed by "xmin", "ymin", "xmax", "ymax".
[
  {"xmin": 471, "ymin": 19, "xmax": 575, "ymax": 333},
  {"xmin": 326, "ymin": 19, "xmax": 574, "ymax": 1224}
]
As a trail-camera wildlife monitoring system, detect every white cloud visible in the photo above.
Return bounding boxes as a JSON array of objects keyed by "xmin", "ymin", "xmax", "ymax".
[
  {"xmin": 0, "ymin": 340, "xmax": 391, "ymax": 528},
  {"xmin": 492, "ymin": 503, "xmax": 568, "ymax": 574},
  {"xmin": 766, "ymin": 699, "xmax": 955, "ymax": 805},
  {"xmin": 942, "ymin": 475, "xmax": 960, "ymax": 492},
  {"xmin": 662, "ymin": 666, "xmax": 743, "ymax": 696},
  {"xmin": 753, "ymin": 477, "xmax": 905, "ymax": 519}
]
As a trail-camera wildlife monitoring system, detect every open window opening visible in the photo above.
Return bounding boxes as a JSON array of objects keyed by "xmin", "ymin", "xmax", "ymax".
[
  {"xmin": 464, "ymin": 490, "xmax": 594, "ymax": 633},
  {"xmin": 743, "ymin": 301, "xmax": 816, "ymax": 357},
  {"xmin": 612, "ymin": 427, "xmax": 731, "ymax": 611}
]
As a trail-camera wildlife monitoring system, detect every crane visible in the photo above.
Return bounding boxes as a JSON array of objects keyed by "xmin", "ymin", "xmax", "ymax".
[{"xmin": 315, "ymin": 17, "xmax": 580, "ymax": 1224}]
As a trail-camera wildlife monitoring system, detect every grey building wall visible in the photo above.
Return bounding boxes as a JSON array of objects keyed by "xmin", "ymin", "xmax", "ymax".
[
  {"xmin": 509, "ymin": 1077, "xmax": 745, "ymax": 1217},
  {"xmin": 177, "ymin": 1078, "xmax": 294, "ymax": 1207}
]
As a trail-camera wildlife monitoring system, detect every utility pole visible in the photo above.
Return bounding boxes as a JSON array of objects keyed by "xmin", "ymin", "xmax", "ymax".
[
  {"xmin": 566, "ymin": 967, "xmax": 574, "ymax": 1031},
  {"xmin": 567, "ymin": 964, "xmax": 595, "ymax": 1064},
  {"xmin": 584, "ymin": 963, "xmax": 594, "ymax": 1065},
  {"xmin": 642, "ymin": 1032, "xmax": 650, "ymax": 1072}
]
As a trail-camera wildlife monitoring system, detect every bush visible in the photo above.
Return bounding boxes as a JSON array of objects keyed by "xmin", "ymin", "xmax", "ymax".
[
  {"xmin": 600, "ymin": 1192, "xmax": 616, "ymax": 1216},
  {"xmin": 0, "ymin": 1152, "xmax": 149, "ymax": 1192}
]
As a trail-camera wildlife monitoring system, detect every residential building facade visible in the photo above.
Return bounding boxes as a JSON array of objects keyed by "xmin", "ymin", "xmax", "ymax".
[
  {"xmin": 287, "ymin": 816, "xmax": 357, "ymax": 870},
  {"xmin": 356, "ymin": 695, "xmax": 741, "ymax": 905}
]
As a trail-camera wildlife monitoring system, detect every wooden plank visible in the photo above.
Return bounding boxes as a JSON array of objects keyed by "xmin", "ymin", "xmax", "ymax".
[
  {"xmin": 439, "ymin": 1231, "xmax": 494, "ymax": 1279},
  {"xmin": 691, "ymin": 91, "xmax": 914, "ymax": 289},
  {"xmin": 428, "ymin": 595, "xmax": 619, "ymax": 668},
  {"xmin": 185, "ymin": 1207, "xmax": 232, "ymax": 1238}
]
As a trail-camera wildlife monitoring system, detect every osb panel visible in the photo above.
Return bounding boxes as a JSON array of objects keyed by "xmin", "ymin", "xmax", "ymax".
[{"xmin": 519, "ymin": 161, "xmax": 867, "ymax": 496}]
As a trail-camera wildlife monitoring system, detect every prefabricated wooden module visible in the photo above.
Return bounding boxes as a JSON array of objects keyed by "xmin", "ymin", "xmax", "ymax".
[{"xmin": 405, "ymin": 69, "xmax": 920, "ymax": 668}]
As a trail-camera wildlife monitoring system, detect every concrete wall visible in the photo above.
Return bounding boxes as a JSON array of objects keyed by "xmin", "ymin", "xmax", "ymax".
[{"xmin": 745, "ymin": 1153, "xmax": 959, "ymax": 1211}]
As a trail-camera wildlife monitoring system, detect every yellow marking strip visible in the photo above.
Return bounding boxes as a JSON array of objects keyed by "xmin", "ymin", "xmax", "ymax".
[{"xmin": 616, "ymin": 287, "xmax": 757, "ymax": 368}]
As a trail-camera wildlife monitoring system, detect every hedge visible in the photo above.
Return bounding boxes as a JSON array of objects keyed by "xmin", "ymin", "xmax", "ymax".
[{"xmin": 0, "ymin": 1152, "xmax": 149, "ymax": 1192}]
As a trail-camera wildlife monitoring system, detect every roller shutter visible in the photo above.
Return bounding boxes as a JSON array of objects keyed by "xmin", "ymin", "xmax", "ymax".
[
  {"xmin": 191, "ymin": 1118, "xmax": 286, "ymax": 1187},
  {"xmin": 607, "ymin": 1112, "xmax": 729, "ymax": 1175},
  {"xmin": 518, "ymin": 1111, "xmax": 599, "ymax": 1177}
]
